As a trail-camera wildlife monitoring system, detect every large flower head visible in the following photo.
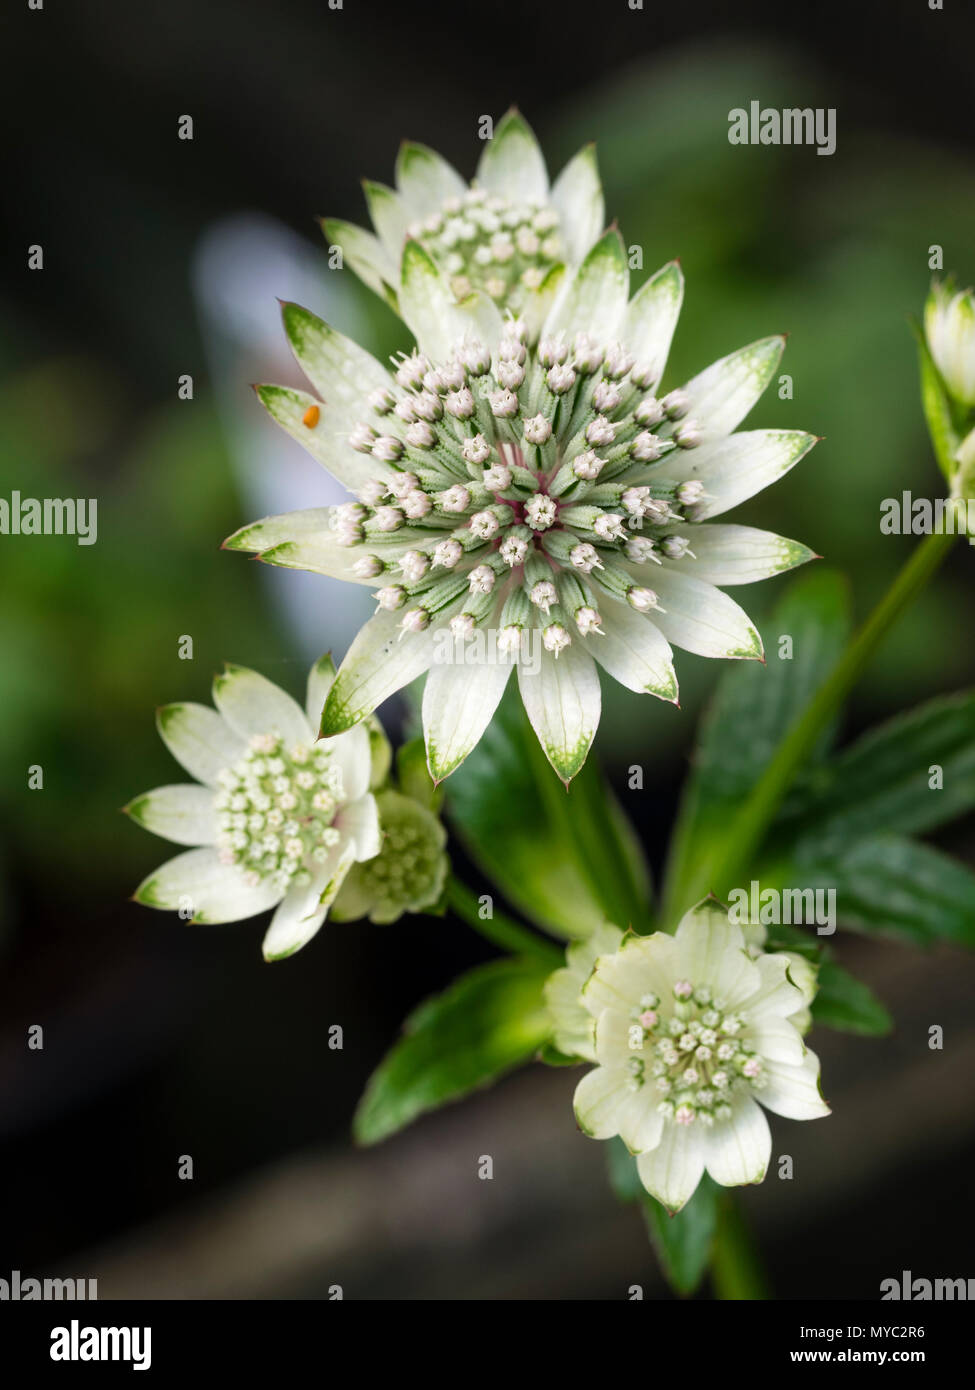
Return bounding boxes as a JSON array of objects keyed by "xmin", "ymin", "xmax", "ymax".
[
  {"xmin": 325, "ymin": 108, "xmax": 604, "ymax": 318},
  {"xmin": 568, "ymin": 900, "xmax": 829, "ymax": 1212},
  {"xmin": 227, "ymin": 229, "xmax": 816, "ymax": 782},
  {"xmin": 127, "ymin": 657, "xmax": 380, "ymax": 960}
]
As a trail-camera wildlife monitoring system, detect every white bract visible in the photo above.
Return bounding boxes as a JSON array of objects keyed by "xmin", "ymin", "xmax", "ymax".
[
  {"xmin": 228, "ymin": 223, "xmax": 817, "ymax": 783},
  {"xmin": 742, "ymin": 921, "xmax": 818, "ymax": 1036},
  {"xmin": 128, "ymin": 657, "xmax": 380, "ymax": 961},
  {"xmin": 545, "ymin": 921, "xmax": 625, "ymax": 1061},
  {"xmin": 324, "ymin": 108, "xmax": 604, "ymax": 317},
  {"xmin": 571, "ymin": 900, "xmax": 829, "ymax": 1212},
  {"xmin": 925, "ymin": 279, "xmax": 975, "ymax": 409}
]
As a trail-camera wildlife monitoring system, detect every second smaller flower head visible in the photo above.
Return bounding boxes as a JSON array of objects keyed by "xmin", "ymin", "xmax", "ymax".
[
  {"xmin": 127, "ymin": 657, "xmax": 381, "ymax": 960},
  {"xmin": 548, "ymin": 899, "xmax": 829, "ymax": 1212}
]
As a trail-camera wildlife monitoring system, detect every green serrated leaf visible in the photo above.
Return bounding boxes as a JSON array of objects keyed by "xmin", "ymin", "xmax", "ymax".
[
  {"xmin": 793, "ymin": 834, "xmax": 975, "ymax": 950},
  {"xmin": 780, "ymin": 691, "xmax": 975, "ymax": 855},
  {"xmin": 353, "ymin": 957, "xmax": 552, "ymax": 1145},
  {"xmin": 811, "ymin": 959, "xmax": 892, "ymax": 1035}
]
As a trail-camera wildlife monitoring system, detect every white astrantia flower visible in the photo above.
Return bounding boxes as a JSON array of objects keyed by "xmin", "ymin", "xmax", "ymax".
[
  {"xmin": 572, "ymin": 900, "xmax": 829, "ymax": 1212},
  {"xmin": 925, "ymin": 278, "xmax": 975, "ymax": 409},
  {"xmin": 324, "ymin": 108, "xmax": 604, "ymax": 319},
  {"xmin": 226, "ymin": 228, "xmax": 817, "ymax": 782},
  {"xmin": 127, "ymin": 657, "xmax": 381, "ymax": 961}
]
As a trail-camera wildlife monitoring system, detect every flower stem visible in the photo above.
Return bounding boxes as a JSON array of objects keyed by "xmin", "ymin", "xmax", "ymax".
[
  {"xmin": 676, "ymin": 527, "xmax": 958, "ymax": 910},
  {"xmin": 445, "ymin": 875, "xmax": 562, "ymax": 965},
  {"xmin": 521, "ymin": 708, "xmax": 652, "ymax": 931},
  {"xmin": 711, "ymin": 1195, "xmax": 770, "ymax": 1300}
]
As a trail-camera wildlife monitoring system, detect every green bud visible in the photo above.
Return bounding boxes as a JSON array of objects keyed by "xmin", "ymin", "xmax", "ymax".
[
  {"xmin": 925, "ymin": 278, "xmax": 975, "ymax": 409},
  {"xmin": 331, "ymin": 790, "xmax": 447, "ymax": 925}
]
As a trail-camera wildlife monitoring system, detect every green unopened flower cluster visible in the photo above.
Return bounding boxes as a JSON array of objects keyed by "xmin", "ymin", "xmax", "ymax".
[{"xmin": 334, "ymin": 788, "xmax": 447, "ymax": 924}]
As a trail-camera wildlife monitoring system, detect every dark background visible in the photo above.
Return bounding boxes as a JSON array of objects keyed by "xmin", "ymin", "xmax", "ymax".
[{"xmin": 1, "ymin": 0, "xmax": 973, "ymax": 1299}]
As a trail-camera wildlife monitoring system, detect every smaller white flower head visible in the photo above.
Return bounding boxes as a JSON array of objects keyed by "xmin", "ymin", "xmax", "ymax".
[
  {"xmin": 130, "ymin": 659, "xmax": 381, "ymax": 962},
  {"xmin": 400, "ymin": 549, "xmax": 430, "ymax": 582},
  {"xmin": 529, "ymin": 579, "xmax": 558, "ymax": 612},
  {"xmin": 400, "ymin": 497, "xmax": 428, "ymax": 522},
  {"xmin": 570, "ymin": 900, "xmax": 829, "ymax": 1212}
]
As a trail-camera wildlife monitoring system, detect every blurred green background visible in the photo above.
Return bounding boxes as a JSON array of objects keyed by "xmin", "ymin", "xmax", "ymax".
[{"xmin": 1, "ymin": 0, "xmax": 973, "ymax": 1299}]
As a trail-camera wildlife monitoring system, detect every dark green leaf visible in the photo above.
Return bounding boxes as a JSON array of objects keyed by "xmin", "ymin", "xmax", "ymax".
[
  {"xmin": 353, "ymin": 956, "xmax": 552, "ymax": 1145},
  {"xmin": 606, "ymin": 1137, "xmax": 644, "ymax": 1204},
  {"xmin": 811, "ymin": 959, "xmax": 892, "ymax": 1036},
  {"xmin": 608, "ymin": 1141, "xmax": 720, "ymax": 1294},
  {"xmin": 764, "ymin": 922, "xmax": 823, "ymax": 961},
  {"xmin": 780, "ymin": 691, "xmax": 975, "ymax": 856},
  {"xmin": 794, "ymin": 834, "xmax": 975, "ymax": 950},
  {"xmin": 643, "ymin": 1176, "xmax": 720, "ymax": 1295}
]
